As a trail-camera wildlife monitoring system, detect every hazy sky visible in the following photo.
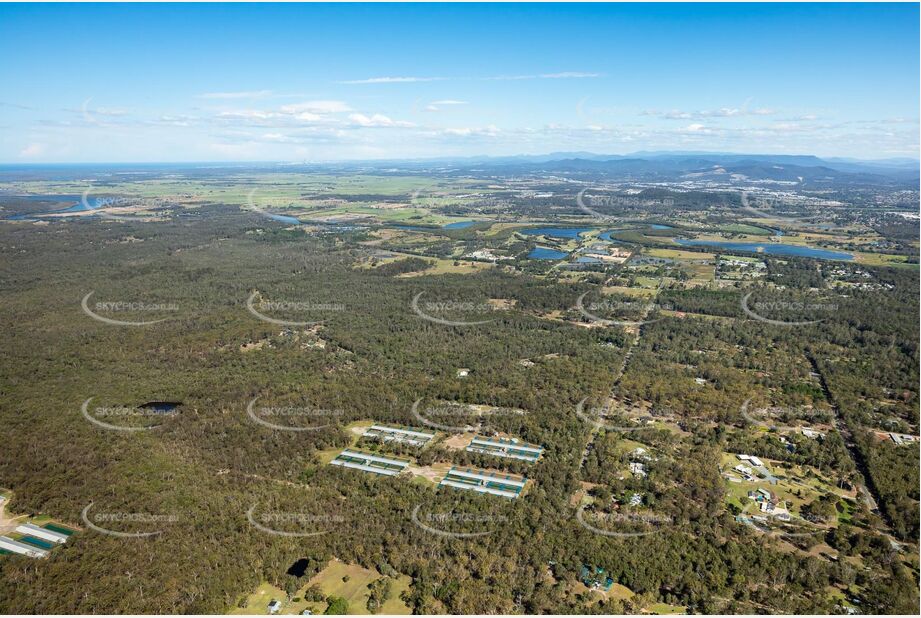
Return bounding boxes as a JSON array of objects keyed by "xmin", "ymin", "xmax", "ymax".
[{"xmin": 1, "ymin": 3, "xmax": 918, "ymax": 162}]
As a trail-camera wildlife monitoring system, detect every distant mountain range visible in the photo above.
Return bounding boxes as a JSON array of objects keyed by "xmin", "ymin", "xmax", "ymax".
[
  {"xmin": 384, "ymin": 151, "xmax": 918, "ymax": 186},
  {"xmin": 3, "ymin": 152, "xmax": 917, "ymax": 187}
]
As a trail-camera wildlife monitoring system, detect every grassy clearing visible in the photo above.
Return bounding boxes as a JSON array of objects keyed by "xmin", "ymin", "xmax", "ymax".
[
  {"xmin": 720, "ymin": 452, "xmax": 847, "ymax": 515},
  {"xmin": 645, "ymin": 248, "xmax": 715, "ymax": 261},
  {"xmin": 230, "ymin": 560, "xmax": 412, "ymax": 615},
  {"xmin": 648, "ymin": 602, "xmax": 687, "ymax": 614},
  {"xmin": 602, "ymin": 286, "xmax": 657, "ymax": 298}
]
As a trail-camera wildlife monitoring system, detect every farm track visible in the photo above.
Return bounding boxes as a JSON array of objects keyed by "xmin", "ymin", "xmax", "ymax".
[
  {"xmin": 805, "ymin": 353, "xmax": 892, "ymax": 533},
  {"xmin": 578, "ymin": 284, "xmax": 660, "ymax": 469}
]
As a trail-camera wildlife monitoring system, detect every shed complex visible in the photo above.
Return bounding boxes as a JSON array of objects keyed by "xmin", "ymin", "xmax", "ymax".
[
  {"xmin": 329, "ymin": 449, "xmax": 410, "ymax": 476},
  {"xmin": 465, "ymin": 436, "xmax": 544, "ymax": 463},
  {"xmin": 439, "ymin": 467, "xmax": 527, "ymax": 498}
]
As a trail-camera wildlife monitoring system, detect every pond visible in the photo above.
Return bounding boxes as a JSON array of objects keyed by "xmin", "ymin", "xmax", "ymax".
[
  {"xmin": 139, "ymin": 401, "xmax": 182, "ymax": 414},
  {"xmin": 287, "ymin": 558, "xmax": 311, "ymax": 577},
  {"xmin": 264, "ymin": 213, "xmax": 300, "ymax": 224},
  {"xmin": 528, "ymin": 247, "xmax": 569, "ymax": 260}
]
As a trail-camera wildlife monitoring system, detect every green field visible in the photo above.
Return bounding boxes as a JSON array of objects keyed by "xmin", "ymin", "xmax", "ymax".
[{"xmin": 231, "ymin": 560, "xmax": 412, "ymax": 615}]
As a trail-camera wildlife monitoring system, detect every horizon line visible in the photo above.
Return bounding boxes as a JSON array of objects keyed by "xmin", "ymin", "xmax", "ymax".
[{"xmin": 2, "ymin": 150, "xmax": 919, "ymax": 167}]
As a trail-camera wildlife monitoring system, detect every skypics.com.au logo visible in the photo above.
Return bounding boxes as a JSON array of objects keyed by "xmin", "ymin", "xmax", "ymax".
[
  {"xmin": 246, "ymin": 188, "xmax": 302, "ymax": 225},
  {"xmin": 245, "ymin": 505, "xmax": 343, "ymax": 537},
  {"xmin": 411, "ymin": 292, "xmax": 506, "ymax": 326},
  {"xmin": 576, "ymin": 188, "xmax": 675, "ymax": 221},
  {"xmin": 81, "ymin": 502, "xmax": 178, "ymax": 538},
  {"xmin": 82, "ymin": 291, "xmax": 180, "ymax": 327},
  {"xmin": 574, "ymin": 398, "xmax": 652, "ymax": 433},
  {"xmin": 410, "ymin": 504, "xmax": 508, "ymax": 539},
  {"xmin": 81, "ymin": 398, "xmax": 178, "ymax": 432},
  {"xmin": 575, "ymin": 292, "xmax": 669, "ymax": 327},
  {"xmin": 246, "ymin": 396, "xmax": 343, "ymax": 432},
  {"xmin": 80, "ymin": 189, "xmax": 179, "ymax": 222},
  {"xmin": 410, "ymin": 399, "xmax": 525, "ymax": 432},
  {"xmin": 576, "ymin": 506, "xmax": 674, "ymax": 538},
  {"xmin": 740, "ymin": 291, "xmax": 838, "ymax": 327},
  {"xmin": 246, "ymin": 291, "xmax": 345, "ymax": 327}
]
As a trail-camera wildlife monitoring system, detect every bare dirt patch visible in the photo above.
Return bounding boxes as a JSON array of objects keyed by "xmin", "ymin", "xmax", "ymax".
[
  {"xmin": 407, "ymin": 461, "xmax": 453, "ymax": 483},
  {"xmin": 441, "ymin": 432, "xmax": 476, "ymax": 450}
]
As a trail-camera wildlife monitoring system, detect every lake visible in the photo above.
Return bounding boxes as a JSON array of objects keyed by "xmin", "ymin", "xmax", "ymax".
[
  {"xmin": 393, "ymin": 220, "xmax": 477, "ymax": 231},
  {"xmin": 3, "ymin": 195, "xmax": 134, "ymax": 219},
  {"xmin": 528, "ymin": 247, "xmax": 569, "ymax": 260},
  {"xmin": 265, "ymin": 213, "xmax": 300, "ymax": 224},
  {"xmin": 3, "ymin": 194, "xmax": 93, "ymax": 220},
  {"xmin": 673, "ymin": 238, "xmax": 853, "ymax": 261},
  {"xmin": 597, "ymin": 229, "xmax": 625, "ymax": 241},
  {"xmin": 521, "ymin": 227, "xmax": 594, "ymax": 239}
]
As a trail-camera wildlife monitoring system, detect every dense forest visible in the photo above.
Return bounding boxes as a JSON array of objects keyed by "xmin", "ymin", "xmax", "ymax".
[{"xmin": 0, "ymin": 181, "xmax": 917, "ymax": 615}]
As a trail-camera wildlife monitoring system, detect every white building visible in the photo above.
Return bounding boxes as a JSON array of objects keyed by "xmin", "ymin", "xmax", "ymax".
[
  {"xmin": 14, "ymin": 523, "xmax": 68, "ymax": 544},
  {"xmin": 329, "ymin": 449, "xmax": 410, "ymax": 476},
  {"xmin": 363, "ymin": 424, "xmax": 434, "ymax": 447},
  {"xmin": 629, "ymin": 462, "xmax": 647, "ymax": 478},
  {"xmin": 0, "ymin": 536, "xmax": 48, "ymax": 558}
]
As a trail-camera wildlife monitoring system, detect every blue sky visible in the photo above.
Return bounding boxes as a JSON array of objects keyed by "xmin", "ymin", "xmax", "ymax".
[{"xmin": 1, "ymin": 3, "xmax": 918, "ymax": 162}]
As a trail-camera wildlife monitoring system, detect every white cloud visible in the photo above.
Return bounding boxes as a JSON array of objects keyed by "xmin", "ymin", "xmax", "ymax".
[
  {"xmin": 424, "ymin": 99, "xmax": 468, "ymax": 112},
  {"xmin": 19, "ymin": 142, "xmax": 45, "ymax": 158},
  {"xmin": 279, "ymin": 100, "xmax": 351, "ymax": 114},
  {"xmin": 645, "ymin": 106, "xmax": 778, "ymax": 120},
  {"xmin": 92, "ymin": 107, "xmax": 129, "ymax": 117},
  {"xmin": 214, "ymin": 101, "xmax": 352, "ymax": 125},
  {"xmin": 441, "ymin": 125, "xmax": 500, "ymax": 137},
  {"xmin": 218, "ymin": 110, "xmax": 277, "ymax": 120},
  {"xmin": 348, "ymin": 113, "xmax": 413, "ymax": 128},
  {"xmin": 156, "ymin": 114, "xmax": 196, "ymax": 127}
]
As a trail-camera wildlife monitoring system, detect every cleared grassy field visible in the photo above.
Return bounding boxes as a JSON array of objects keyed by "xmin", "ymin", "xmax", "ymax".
[
  {"xmin": 230, "ymin": 560, "xmax": 412, "ymax": 615},
  {"xmin": 602, "ymin": 286, "xmax": 657, "ymax": 298},
  {"xmin": 648, "ymin": 602, "xmax": 687, "ymax": 614},
  {"xmin": 720, "ymin": 452, "xmax": 849, "ymax": 516},
  {"xmin": 645, "ymin": 248, "xmax": 715, "ymax": 261}
]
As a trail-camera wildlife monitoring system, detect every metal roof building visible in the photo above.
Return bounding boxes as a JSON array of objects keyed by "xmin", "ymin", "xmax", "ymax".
[
  {"xmin": 439, "ymin": 467, "xmax": 527, "ymax": 498},
  {"xmin": 329, "ymin": 449, "xmax": 410, "ymax": 476},
  {"xmin": 466, "ymin": 436, "xmax": 544, "ymax": 463},
  {"xmin": 0, "ymin": 535, "xmax": 49, "ymax": 558},
  {"xmin": 14, "ymin": 523, "xmax": 69, "ymax": 544},
  {"xmin": 363, "ymin": 424, "xmax": 434, "ymax": 447}
]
